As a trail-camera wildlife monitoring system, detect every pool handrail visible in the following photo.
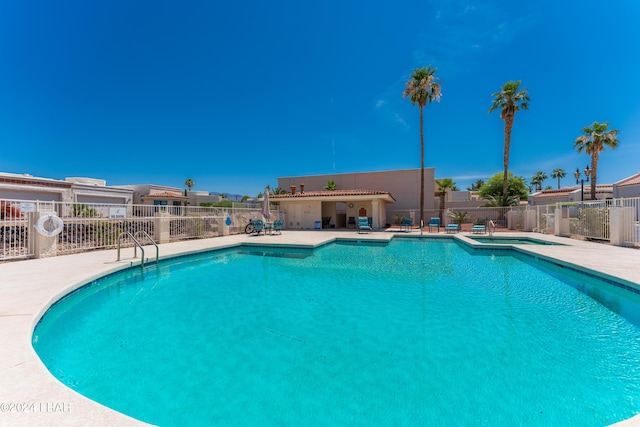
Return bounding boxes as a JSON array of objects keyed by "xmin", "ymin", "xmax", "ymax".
[
  {"xmin": 117, "ymin": 231, "xmax": 158, "ymax": 270},
  {"xmin": 488, "ymin": 220, "xmax": 496, "ymax": 237},
  {"xmin": 134, "ymin": 230, "xmax": 159, "ymax": 267}
]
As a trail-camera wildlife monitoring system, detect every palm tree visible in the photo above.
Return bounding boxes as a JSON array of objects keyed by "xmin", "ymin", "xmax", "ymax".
[
  {"xmin": 468, "ymin": 179, "xmax": 485, "ymax": 191},
  {"xmin": 184, "ymin": 178, "xmax": 195, "ymax": 191},
  {"xmin": 489, "ymin": 80, "xmax": 530, "ymax": 197},
  {"xmin": 574, "ymin": 122, "xmax": 620, "ymax": 200},
  {"xmin": 482, "ymin": 194, "xmax": 520, "ymax": 207},
  {"xmin": 435, "ymin": 178, "xmax": 455, "ymax": 220},
  {"xmin": 403, "ymin": 66, "xmax": 442, "ymax": 226},
  {"xmin": 324, "ymin": 180, "xmax": 337, "ymax": 191},
  {"xmin": 550, "ymin": 168, "xmax": 566, "ymax": 189},
  {"xmin": 270, "ymin": 187, "xmax": 289, "ymax": 195},
  {"xmin": 530, "ymin": 171, "xmax": 547, "ymax": 192}
]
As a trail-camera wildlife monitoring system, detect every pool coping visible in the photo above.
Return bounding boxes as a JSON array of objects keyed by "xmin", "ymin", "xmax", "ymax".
[{"xmin": 1, "ymin": 230, "xmax": 640, "ymax": 426}]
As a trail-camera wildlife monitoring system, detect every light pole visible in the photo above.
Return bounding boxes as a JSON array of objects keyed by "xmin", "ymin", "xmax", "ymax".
[{"xmin": 574, "ymin": 165, "xmax": 591, "ymax": 202}]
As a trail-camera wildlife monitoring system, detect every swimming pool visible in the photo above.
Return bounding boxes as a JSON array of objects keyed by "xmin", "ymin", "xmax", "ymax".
[{"xmin": 33, "ymin": 239, "xmax": 640, "ymax": 426}]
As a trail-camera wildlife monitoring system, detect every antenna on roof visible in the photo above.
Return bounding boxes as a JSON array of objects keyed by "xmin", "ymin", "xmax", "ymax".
[{"xmin": 332, "ymin": 138, "xmax": 336, "ymax": 171}]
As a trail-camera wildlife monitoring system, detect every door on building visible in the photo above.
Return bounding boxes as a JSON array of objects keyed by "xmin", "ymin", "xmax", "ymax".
[{"xmin": 289, "ymin": 204, "xmax": 303, "ymax": 229}]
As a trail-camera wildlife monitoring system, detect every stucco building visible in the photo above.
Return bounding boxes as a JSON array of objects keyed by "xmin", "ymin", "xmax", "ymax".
[
  {"xmin": 0, "ymin": 172, "xmax": 132, "ymax": 204},
  {"xmin": 275, "ymin": 169, "xmax": 436, "ymax": 230},
  {"xmin": 614, "ymin": 172, "xmax": 640, "ymax": 198}
]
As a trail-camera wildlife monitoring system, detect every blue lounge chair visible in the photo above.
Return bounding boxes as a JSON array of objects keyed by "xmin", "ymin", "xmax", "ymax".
[
  {"xmin": 428, "ymin": 217, "xmax": 440, "ymax": 233},
  {"xmin": 400, "ymin": 217, "xmax": 413, "ymax": 232},
  {"xmin": 272, "ymin": 219, "xmax": 283, "ymax": 235},
  {"xmin": 357, "ymin": 217, "xmax": 371, "ymax": 233},
  {"xmin": 252, "ymin": 219, "xmax": 265, "ymax": 235},
  {"xmin": 445, "ymin": 223, "xmax": 460, "ymax": 233},
  {"xmin": 471, "ymin": 224, "xmax": 486, "ymax": 234}
]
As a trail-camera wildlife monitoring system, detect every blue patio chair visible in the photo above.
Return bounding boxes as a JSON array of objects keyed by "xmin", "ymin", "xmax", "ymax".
[
  {"xmin": 252, "ymin": 219, "xmax": 265, "ymax": 235},
  {"xmin": 428, "ymin": 217, "xmax": 440, "ymax": 233},
  {"xmin": 400, "ymin": 217, "xmax": 413, "ymax": 232},
  {"xmin": 357, "ymin": 217, "xmax": 371, "ymax": 233},
  {"xmin": 272, "ymin": 219, "xmax": 283, "ymax": 235},
  {"xmin": 471, "ymin": 224, "xmax": 487, "ymax": 234},
  {"xmin": 445, "ymin": 223, "xmax": 460, "ymax": 233}
]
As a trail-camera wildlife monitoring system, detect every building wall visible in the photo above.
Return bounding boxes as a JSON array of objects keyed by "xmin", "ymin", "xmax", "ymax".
[
  {"xmin": 277, "ymin": 197, "xmax": 390, "ymax": 230},
  {"xmin": 278, "ymin": 168, "xmax": 436, "ymax": 212},
  {"xmin": 615, "ymin": 185, "xmax": 640, "ymax": 198},
  {"xmin": 0, "ymin": 173, "xmax": 132, "ymax": 204},
  {"xmin": 0, "ymin": 187, "xmax": 67, "ymax": 202},
  {"xmin": 187, "ymin": 191, "xmax": 222, "ymax": 206},
  {"xmin": 116, "ymin": 184, "xmax": 184, "ymax": 204},
  {"xmin": 279, "ymin": 200, "xmax": 322, "ymax": 230}
]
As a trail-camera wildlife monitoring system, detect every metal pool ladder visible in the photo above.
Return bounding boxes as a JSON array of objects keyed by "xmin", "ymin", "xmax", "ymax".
[
  {"xmin": 488, "ymin": 220, "xmax": 496, "ymax": 237},
  {"xmin": 117, "ymin": 231, "xmax": 159, "ymax": 270}
]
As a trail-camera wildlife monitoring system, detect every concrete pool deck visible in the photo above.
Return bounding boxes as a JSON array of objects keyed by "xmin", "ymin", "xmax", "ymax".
[{"xmin": 1, "ymin": 230, "xmax": 640, "ymax": 426}]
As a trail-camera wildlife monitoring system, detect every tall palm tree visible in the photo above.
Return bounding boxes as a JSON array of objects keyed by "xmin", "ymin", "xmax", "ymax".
[
  {"xmin": 530, "ymin": 171, "xmax": 547, "ymax": 192},
  {"xmin": 489, "ymin": 80, "xmax": 530, "ymax": 197},
  {"xmin": 184, "ymin": 178, "xmax": 195, "ymax": 191},
  {"xmin": 403, "ymin": 66, "xmax": 442, "ymax": 226},
  {"xmin": 574, "ymin": 122, "xmax": 620, "ymax": 200},
  {"xmin": 551, "ymin": 168, "xmax": 566, "ymax": 189}
]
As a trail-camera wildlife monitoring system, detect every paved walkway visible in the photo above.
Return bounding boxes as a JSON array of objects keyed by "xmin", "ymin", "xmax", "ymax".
[{"xmin": 1, "ymin": 230, "xmax": 639, "ymax": 426}]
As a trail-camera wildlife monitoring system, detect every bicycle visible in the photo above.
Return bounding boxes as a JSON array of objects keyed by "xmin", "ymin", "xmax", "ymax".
[{"xmin": 244, "ymin": 219, "xmax": 256, "ymax": 234}]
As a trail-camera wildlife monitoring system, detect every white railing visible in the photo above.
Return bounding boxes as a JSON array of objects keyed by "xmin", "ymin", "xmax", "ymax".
[
  {"xmin": 535, "ymin": 205, "xmax": 555, "ymax": 234},
  {"xmin": 57, "ymin": 217, "xmax": 157, "ymax": 255},
  {"xmin": 448, "ymin": 206, "xmax": 529, "ymax": 230},
  {"xmin": 556, "ymin": 197, "xmax": 640, "ymax": 246},
  {"xmin": 617, "ymin": 197, "xmax": 640, "ymax": 247},
  {"xmin": 0, "ymin": 198, "xmax": 268, "ymax": 260}
]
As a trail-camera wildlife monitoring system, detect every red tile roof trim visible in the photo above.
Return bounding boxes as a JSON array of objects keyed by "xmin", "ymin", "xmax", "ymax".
[
  {"xmin": 142, "ymin": 191, "xmax": 188, "ymax": 199},
  {"xmin": 616, "ymin": 173, "xmax": 640, "ymax": 187},
  {"xmin": 270, "ymin": 189, "xmax": 396, "ymax": 201}
]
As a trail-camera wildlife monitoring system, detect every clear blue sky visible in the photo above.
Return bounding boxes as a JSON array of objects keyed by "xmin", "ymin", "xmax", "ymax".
[{"xmin": 1, "ymin": 0, "xmax": 639, "ymax": 197}]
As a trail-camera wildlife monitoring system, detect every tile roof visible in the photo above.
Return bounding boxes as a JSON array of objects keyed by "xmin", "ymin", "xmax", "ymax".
[
  {"xmin": 142, "ymin": 191, "xmax": 188, "ymax": 199},
  {"xmin": 533, "ymin": 188, "xmax": 578, "ymax": 197},
  {"xmin": 616, "ymin": 172, "xmax": 640, "ymax": 187},
  {"xmin": 270, "ymin": 189, "xmax": 396, "ymax": 201},
  {"xmin": 532, "ymin": 185, "xmax": 613, "ymax": 198}
]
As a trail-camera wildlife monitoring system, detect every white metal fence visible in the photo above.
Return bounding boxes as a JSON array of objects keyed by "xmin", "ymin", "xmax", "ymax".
[
  {"xmin": 618, "ymin": 197, "xmax": 640, "ymax": 247},
  {"xmin": 448, "ymin": 206, "xmax": 528, "ymax": 230},
  {"xmin": 558, "ymin": 200, "xmax": 611, "ymax": 241},
  {"xmin": 555, "ymin": 197, "xmax": 640, "ymax": 247},
  {"xmin": 0, "ymin": 198, "xmax": 268, "ymax": 261},
  {"xmin": 535, "ymin": 205, "xmax": 555, "ymax": 234},
  {"xmin": 0, "ymin": 200, "xmax": 30, "ymax": 260}
]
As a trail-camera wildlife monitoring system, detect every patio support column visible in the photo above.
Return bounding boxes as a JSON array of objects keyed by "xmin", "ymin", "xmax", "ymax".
[
  {"xmin": 33, "ymin": 211, "xmax": 58, "ymax": 259},
  {"xmin": 154, "ymin": 213, "xmax": 171, "ymax": 244},
  {"xmin": 371, "ymin": 200, "xmax": 380, "ymax": 229},
  {"xmin": 523, "ymin": 209, "xmax": 537, "ymax": 232},
  {"xmin": 554, "ymin": 207, "xmax": 570, "ymax": 236},
  {"xmin": 609, "ymin": 205, "xmax": 632, "ymax": 247},
  {"xmin": 219, "ymin": 215, "xmax": 230, "ymax": 236}
]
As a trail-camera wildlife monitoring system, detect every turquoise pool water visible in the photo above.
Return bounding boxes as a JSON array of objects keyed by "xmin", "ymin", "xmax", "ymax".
[{"xmin": 33, "ymin": 240, "xmax": 640, "ymax": 426}]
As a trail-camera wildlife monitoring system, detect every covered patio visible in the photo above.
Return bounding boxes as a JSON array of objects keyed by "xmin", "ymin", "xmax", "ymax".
[{"xmin": 270, "ymin": 189, "xmax": 396, "ymax": 230}]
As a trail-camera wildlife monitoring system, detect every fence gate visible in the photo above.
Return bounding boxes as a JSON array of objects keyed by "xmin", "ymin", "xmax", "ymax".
[{"xmin": 570, "ymin": 200, "xmax": 610, "ymax": 241}]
